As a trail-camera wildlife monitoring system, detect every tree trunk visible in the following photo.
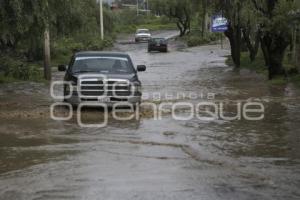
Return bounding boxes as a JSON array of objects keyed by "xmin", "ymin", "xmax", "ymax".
[
  {"xmin": 44, "ymin": 28, "xmax": 51, "ymax": 81},
  {"xmin": 186, "ymin": 16, "xmax": 191, "ymax": 35},
  {"xmin": 177, "ymin": 18, "xmax": 189, "ymax": 37},
  {"xmin": 177, "ymin": 22, "xmax": 184, "ymax": 37},
  {"xmin": 242, "ymin": 28, "xmax": 261, "ymax": 62},
  {"xmin": 183, "ymin": 8, "xmax": 190, "ymax": 35},
  {"xmin": 268, "ymin": 48, "xmax": 286, "ymax": 80},
  {"xmin": 260, "ymin": 36, "xmax": 270, "ymax": 66},
  {"xmin": 225, "ymin": 24, "xmax": 241, "ymax": 68},
  {"xmin": 224, "ymin": 1, "xmax": 242, "ymax": 68},
  {"xmin": 201, "ymin": 0, "xmax": 207, "ymax": 38},
  {"xmin": 235, "ymin": 25, "xmax": 242, "ymax": 67},
  {"xmin": 185, "ymin": 18, "xmax": 190, "ymax": 35},
  {"xmin": 261, "ymin": 33, "xmax": 289, "ymax": 79}
]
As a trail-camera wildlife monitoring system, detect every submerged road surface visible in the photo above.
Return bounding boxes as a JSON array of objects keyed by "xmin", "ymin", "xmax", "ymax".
[{"xmin": 0, "ymin": 30, "xmax": 300, "ymax": 200}]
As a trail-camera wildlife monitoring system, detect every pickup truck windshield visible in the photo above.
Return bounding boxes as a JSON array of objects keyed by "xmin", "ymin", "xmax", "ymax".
[{"xmin": 71, "ymin": 57, "xmax": 134, "ymax": 74}]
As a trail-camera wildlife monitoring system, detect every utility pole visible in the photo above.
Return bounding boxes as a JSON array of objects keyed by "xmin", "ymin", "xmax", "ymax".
[
  {"xmin": 296, "ymin": 25, "xmax": 299, "ymax": 72},
  {"xmin": 99, "ymin": 0, "xmax": 104, "ymax": 40},
  {"xmin": 136, "ymin": 0, "xmax": 139, "ymax": 16},
  {"xmin": 293, "ymin": 26, "xmax": 297, "ymax": 65},
  {"xmin": 147, "ymin": 0, "xmax": 149, "ymax": 16},
  {"xmin": 44, "ymin": 0, "xmax": 51, "ymax": 81}
]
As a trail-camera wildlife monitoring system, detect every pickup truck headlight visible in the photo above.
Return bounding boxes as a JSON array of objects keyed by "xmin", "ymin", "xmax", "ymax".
[
  {"xmin": 65, "ymin": 81, "xmax": 78, "ymax": 92},
  {"xmin": 135, "ymin": 85, "xmax": 142, "ymax": 93},
  {"xmin": 70, "ymin": 80, "xmax": 77, "ymax": 86},
  {"xmin": 71, "ymin": 85, "xmax": 79, "ymax": 91},
  {"xmin": 131, "ymin": 83, "xmax": 142, "ymax": 93}
]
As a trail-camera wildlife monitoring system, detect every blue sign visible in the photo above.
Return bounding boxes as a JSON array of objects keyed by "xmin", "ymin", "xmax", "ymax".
[{"xmin": 211, "ymin": 15, "xmax": 228, "ymax": 32}]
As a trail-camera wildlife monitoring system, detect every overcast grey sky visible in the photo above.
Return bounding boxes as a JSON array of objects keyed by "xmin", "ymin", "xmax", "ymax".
[
  {"xmin": 96, "ymin": 0, "xmax": 114, "ymax": 5},
  {"xmin": 100, "ymin": 0, "xmax": 114, "ymax": 4}
]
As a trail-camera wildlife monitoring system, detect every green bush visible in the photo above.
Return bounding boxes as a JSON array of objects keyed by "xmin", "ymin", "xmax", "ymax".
[
  {"xmin": 0, "ymin": 55, "xmax": 43, "ymax": 82},
  {"xmin": 52, "ymin": 38, "xmax": 84, "ymax": 57},
  {"xmin": 290, "ymin": 74, "xmax": 300, "ymax": 87},
  {"xmin": 52, "ymin": 35, "xmax": 114, "ymax": 65},
  {"xmin": 86, "ymin": 37, "xmax": 114, "ymax": 51},
  {"xmin": 208, "ymin": 33, "xmax": 219, "ymax": 41},
  {"xmin": 186, "ymin": 36, "xmax": 210, "ymax": 47},
  {"xmin": 183, "ymin": 31, "xmax": 221, "ymax": 47}
]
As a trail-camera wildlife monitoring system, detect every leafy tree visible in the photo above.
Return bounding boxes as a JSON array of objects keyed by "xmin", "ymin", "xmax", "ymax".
[
  {"xmin": 240, "ymin": 1, "xmax": 261, "ymax": 62},
  {"xmin": 150, "ymin": 0, "xmax": 193, "ymax": 36},
  {"xmin": 0, "ymin": 0, "xmax": 115, "ymax": 60},
  {"xmin": 251, "ymin": 0, "xmax": 298, "ymax": 79},
  {"xmin": 198, "ymin": 0, "xmax": 212, "ymax": 38},
  {"xmin": 215, "ymin": 0, "xmax": 299, "ymax": 79},
  {"xmin": 215, "ymin": 0, "xmax": 245, "ymax": 67}
]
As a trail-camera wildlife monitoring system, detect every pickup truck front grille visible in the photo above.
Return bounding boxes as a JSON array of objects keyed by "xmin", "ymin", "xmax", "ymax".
[
  {"xmin": 81, "ymin": 80, "xmax": 104, "ymax": 85},
  {"xmin": 79, "ymin": 78, "xmax": 132, "ymax": 98}
]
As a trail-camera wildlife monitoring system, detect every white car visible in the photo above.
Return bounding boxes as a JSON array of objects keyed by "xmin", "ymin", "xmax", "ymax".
[{"xmin": 135, "ymin": 29, "xmax": 152, "ymax": 42}]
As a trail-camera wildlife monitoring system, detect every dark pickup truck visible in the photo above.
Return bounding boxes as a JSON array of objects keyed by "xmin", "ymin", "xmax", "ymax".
[{"xmin": 58, "ymin": 51, "xmax": 146, "ymax": 107}]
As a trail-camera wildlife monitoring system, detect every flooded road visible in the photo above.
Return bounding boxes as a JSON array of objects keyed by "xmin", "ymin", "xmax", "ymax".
[{"xmin": 0, "ymin": 30, "xmax": 300, "ymax": 200}]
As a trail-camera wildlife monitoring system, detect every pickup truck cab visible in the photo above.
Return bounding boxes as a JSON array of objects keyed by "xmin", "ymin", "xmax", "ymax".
[{"xmin": 58, "ymin": 51, "xmax": 146, "ymax": 107}]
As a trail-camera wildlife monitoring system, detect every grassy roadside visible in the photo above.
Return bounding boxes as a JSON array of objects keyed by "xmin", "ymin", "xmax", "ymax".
[
  {"xmin": 51, "ymin": 36, "xmax": 114, "ymax": 68},
  {"xmin": 0, "ymin": 16, "xmax": 177, "ymax": 84},
  {"xmin": 116, "ymin": 22, "xmax": 176, "ymax": 34},
  {"xmin": 179, "ymin": 30, "xmax": 222, "ymax": 47},
  {"xmin": 114, "ymin": 14, "xmax": 177, "ymax": 34},
  {"xmin": 225, "ymin": 51, "xmax": 300, "ymax": 86},
  {"xmin": 0, "ymin": 55, "xmax": 45, "ymax": 84}
]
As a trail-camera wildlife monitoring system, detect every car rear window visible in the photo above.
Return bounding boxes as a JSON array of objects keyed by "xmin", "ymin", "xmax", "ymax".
[{"xmin": 151, "ymin": 38, "xmax": 166, "ymax": 43}]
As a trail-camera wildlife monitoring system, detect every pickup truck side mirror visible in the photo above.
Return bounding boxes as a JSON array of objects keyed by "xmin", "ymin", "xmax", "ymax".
[
  {"xmin": 58, "ymin": 65, "xmax": 67, "ymax": 72},
  {"xmin": 137, "ymin": 65, "xmax": 146, "ymax": 72}
]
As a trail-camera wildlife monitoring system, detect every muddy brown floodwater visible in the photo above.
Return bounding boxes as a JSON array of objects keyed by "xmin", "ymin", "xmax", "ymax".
[{"xmin": 0, "ymin": 30, "xmax": 300, "ymax": 200}]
